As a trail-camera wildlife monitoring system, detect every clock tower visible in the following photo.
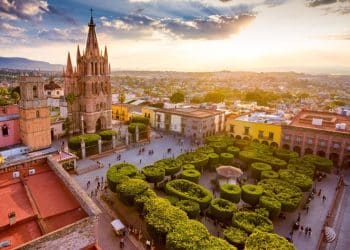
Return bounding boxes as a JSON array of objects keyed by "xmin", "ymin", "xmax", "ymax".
[{"xmin": 19, "ymin": 75, "xmax": 51, "ymax": 151}]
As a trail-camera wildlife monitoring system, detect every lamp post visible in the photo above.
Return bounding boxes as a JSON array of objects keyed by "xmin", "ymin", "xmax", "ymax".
[{"xmin": 81, "ymin": 115, "xmax": 84, "ymax": 134}]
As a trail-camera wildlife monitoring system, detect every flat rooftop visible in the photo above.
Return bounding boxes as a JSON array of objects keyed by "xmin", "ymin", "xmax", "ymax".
[
  {"xmin": 289, "ymin": 110, "xmax": 350, "ymax": 134},
  {"xmin": 157, "ymin": 107, "xmax": 224, "ymax": 118},
  {"xmin": 0, "ymin": 159, "xmax": 87, "ymax": 249},
  {"xmin": 234, "ymin": 112, "xmax": 290, "ymax": 125}
]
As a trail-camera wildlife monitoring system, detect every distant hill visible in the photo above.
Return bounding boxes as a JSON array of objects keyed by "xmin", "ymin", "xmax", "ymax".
[{"xmin": 0, "ymin": 57, "xmax": 63, "ymax": 71}]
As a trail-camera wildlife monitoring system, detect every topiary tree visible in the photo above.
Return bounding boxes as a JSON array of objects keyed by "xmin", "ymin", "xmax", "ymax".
[
  {"xmin": 130, "ymin": 116, "xmax": 149, "ymax": 125},
  {"xmin": 241, "ymin": 184, "xmax": 263, "ymax": 206},
  {"xmin": 208, "ymin": 198, "xmax": 237, "ymax": 222},
  {"xmin": 182, "ymin": 164, "xmax": 196, "ymax": 170},
  {"xmin": 68, "ymin": 134, "xmax": 101, "ymax": 150},
  {"xmin": 224, "ymin": 226, "xmax": 248, "ymax": 249},
  {"xmin": 128, "ymin": 123, "xmax": 147, "ymax": 139},
  {"xmin": 209, "ymin": 141, "xmax": 228, "ymax": 154},
  {"xmin": 118, "ymin": 178, "xmax": 150, "ymax": 204},
  {"xmin": 260, "ymin": 170, "xmax": 279, "ymax": 180},
  {"xmin": 196, "ymin": 146, "xmax": 215, "ymax": 155},
  {"xmin": 232, "ymin": 211, "xmax": 273, "ymax": 234},
  {"xmin": 106, "ymin": 163, "xmax": 138, "ymax": 192},
  {"xmin": 199, "ymin": 237, "xmax": 237, "ymax": 250},
  {"xmin": 220, "ymin": 184, "xmax": 241, "ymax": 203},
  {"xmin": 154, "ymin": 158, "xmax": 182, "ymax": 176},
  {"xmin": 244, "ymin": 231, "xmax": 295, "ymax": 250},
  {"xmin": 278, "ymin": 169, "xmax": 313, "ymax": 192},
  {"xmin": 259, "ymin": 196, "xmax": 281, "ymax": 220},
  {"xmin": 134, "ymin": 189, "xmax": 157, "ymax": 212},
  {"xmin": 177, "ymin": 152, "xmax": 209, "ymax": 171},
  {"xmin": 227, "ymin": 146, "xmax": 240, "ymax": 157},
  {"xmin": 234, "ymin": 139, "xmax": 251, "ymax": 150},
  {"xmin": 142, "ymin": 165, "xmax": 165, "ymax": 187},
  {"xmin": 250, "ymin": 162, "xmax": 272, "ymax": 180},
  {"xmin": 220, "ymin": 152, "xmax": 234, "ymax": 165},
  {"xmin": 302, "ymin": 154, "xmax": 333, "ymax": 173},
  {"xmin": 273, "ymin": 148, "xmax": 298, "ymax": 162},
  {"xmin": 181, "ymin": 169, "xmax": 201, "ymax": 183},
  {"xmin": 208, "ymin": 153, "xmax": 220, "ymax": 171},
  {"xmin": 98, "ymin": 129, "xmax": 117, "ymax": 141},
  {"xmin": 175, "ymin": 200, "xmax": 200, "ymax": 219},
  {"xmin": 287, "ymin": 160, "xmax": 316, "ymax": 178}
]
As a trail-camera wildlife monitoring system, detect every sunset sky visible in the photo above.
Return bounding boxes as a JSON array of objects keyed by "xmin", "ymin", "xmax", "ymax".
[{"xmin": 1, "ymin": 0, "xmax": 350, "ymax": 73}]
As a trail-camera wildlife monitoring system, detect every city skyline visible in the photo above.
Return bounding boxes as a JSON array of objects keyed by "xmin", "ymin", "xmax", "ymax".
[{"xmin": 1, "ymin": 0, "xmax": 350, "ymax": 73}]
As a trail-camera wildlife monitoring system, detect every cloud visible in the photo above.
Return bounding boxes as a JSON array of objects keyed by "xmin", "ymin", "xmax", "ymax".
[
  {"xmin": 306, "ymin": 0, "xmax": 349, "ymax": 7},
  {"xmin": 37, "ymin": 27, "xmax": 84, "ymax": 43},
  {"xmin": 0, "ymin": 22, "xmax": 24, "ymax": 36},
  {"xmin": 263, "ymin": 0, "xmax": 289, "ymax": 7},
  {"xmin": 0, "ymin": 0, "xmax": 49, "ymax": 21}
]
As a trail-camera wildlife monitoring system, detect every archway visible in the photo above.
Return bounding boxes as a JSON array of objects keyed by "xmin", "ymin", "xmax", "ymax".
[
  {"xmin": 252, "ymin": 139, "xmax": 259, "ymax": 143},
  {"xmin": 270, "ymin": 142, "xmax": 278, "ymax": 148},
  {"xmin": 304, "ymin": 148, "xmax": 313, "ymax": 155},
  {"xmin": 317, "ymin": 150, "xmax": 326, "ymax": 157},
  {"xmin": 329, "ymin": 153, "xmax": 339, "ymax": 167},
  {"xmin": 243, "ymin": 136, "xmax": 250, "ymax": 141},
  {"xmin": 235, "ymin": 135, "xmax": 241, "ymax": 140},
  {"xmin": 262, "ymin": 141, "xmax": 269, "ymax": 146},
  {"xmin": 293, "ymin": 146, "xmax": 301, "ymax": 155},
  {"xmin": 282, "ymin": 144, "xmax": 290, "ymax": 150},
  {"xmin": 96, "ymin": 116, "xmax": 106, "ymax": 132}
]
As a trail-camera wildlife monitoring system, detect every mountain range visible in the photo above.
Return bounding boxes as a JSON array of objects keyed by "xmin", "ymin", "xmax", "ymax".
[{"xmin": 0, "ymin": 57, "xmax": 63, "ymax": 71}]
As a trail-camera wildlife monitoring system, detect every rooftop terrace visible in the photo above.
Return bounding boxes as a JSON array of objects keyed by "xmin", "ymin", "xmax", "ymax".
[{"xmin": 235, "ymin": 112, "xmax": 291, "ymax": 125}]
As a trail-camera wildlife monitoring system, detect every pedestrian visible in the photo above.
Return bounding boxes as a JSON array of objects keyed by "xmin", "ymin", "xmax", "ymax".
[
  {"xmin": 304, "ymin": 227, "xmax": 308, "ymax": 236},
  {"xmin": 97, "ymin": 182, "xmax": 100, "ymax": 189},
  {"xmin": 306, "ymin": 205, "xmax": 309, "ymax": 214},
  {"xmin": 300, "ymin": 225, "xmax": 304, "ymax": 233},
  {"xmin": 322, "ymin": 195, "xmax": 326, "ymax": 203},
  {"xmin": 120, "ymin": 237, "xmax": 124, "ymax": 249},
  {"xmin": 109, "ymin": 163, "xmax": 111, "ymax": 168},
  {"xmin": 308, "ymin": 227, "xmax": 312, "ymax": 236},
  {"xmin": 318, "ymin": 189, "xmax": 322, "ymax": 196},
  {"xmin": 146, "ymin": 240, "xmax": 151, "ymax": 250},
  {"xmin": 140, "ymin": 159, "xmax": 142, "ymax": 164}
]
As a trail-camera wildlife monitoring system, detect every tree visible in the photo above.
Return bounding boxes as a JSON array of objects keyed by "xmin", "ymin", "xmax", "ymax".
[
  {"xmin": 11, "ymin": 91, "xmax": 20, "ymax": 104},
  {"xmin": 119, "ymin": 92, "xmax": 125, "ymax": 104},
  {"xmin": 204, "ymin": 91, "xmax": 225, "ymax": 103},
  {"xmin": 170, "ymin": 91, "xmax": 185, "ymax": 103},
  {"xmin": 65, "ymin": 93, "xmax": 76, "ymax": 105}
]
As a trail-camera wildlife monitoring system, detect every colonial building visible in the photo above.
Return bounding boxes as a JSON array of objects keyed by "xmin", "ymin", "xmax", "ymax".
[
  {"xmin": 64, "ymin": 14, "xmax": 112, "ymax": 134},
  {"xmin": 19, "ymin": 76, "xmax": 51, "ymax": 151},
  {"xmin": 0, "ymin": 105, "xmax": 21, "ymax": 149},
  {"xmin": 281, "ymin": 110, "xmax": 350, "ymax": 168}
]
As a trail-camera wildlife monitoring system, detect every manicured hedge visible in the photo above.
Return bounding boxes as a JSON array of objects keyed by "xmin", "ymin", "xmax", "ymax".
[
  {"xmin": 278, "ymin": 169, "xmax": 313, "ymax": 192},
  {"xmin": 142, "ymin": 165, "xmax": 165, "ymax": 184},
  {"xmin": 175, "ymin": 200, "xmax": 200, "ymax": 219},
  {"xmin": 254, "ymin": 207, "xmax": 269, "ymax": 218},
  {"xmin": 220, "ymin": 152, "xmax": 234, "ymax": 165},
  {"xmin": 234, "ymin": 139, "xmax": 251, "ymax": 150},
  {"xmin": 232, "ymin": 211, "xmax": 273, "ymax": 234},
  {"xmin": 208, "ymin": 153, "xmax": 220, "ymax": 170},
  {"xmin": 181, "ymin": 169, "xmax": 201, "ymax": 183},
  {"xmin": 130, "ymin": 116, "xmax": 149, "ymax": 125},
  {"xmin": 303, "ymin": 154, "xmax": 333, "ymax": 173},
  {"xmin": 165, "ymin": 196, "xmax": 179, "ymax": 205},
  {"xmin": 196, "ymin": 146, "xmax": 215, "ymax": 155},
  {"xmin": 106, "ymin": 163, "xmax": 138, "ymax": 192},
  {"xmin": 287, "ymin": 159, "xmax": 316, "ymax": 178},
  {"xmin": 241, "ymin": 184, "xmax": 263, "ymax": 206},
  {"xmin": 165, "ymin": 179, "xmax": 212, "ymax": 209},
  {"xmin": 250, "ymin": 162, "xmax": 272, "ymax": 180},
  {"xmin": 68, "ymin": 134, "xmax": 100, "ymax": 150},
  {"xmin": 259, "ymin": 196, "xmax": 281, "ymax": 219},
  {"xmin": 208, "ymin": 198, "xmax": 237, "ymax": 222},
  {"xmin": 134, "ymin": 189, "xmax": 157, "ymax": 212},
  {"xmin": 177, "ymin": 152, "xmax": 209, "ymax": 170},
  {"xmin": 128, "ymin": 122, "xmax": 146, "ymax": 134},
  {"xmin": 209, "ymin": 141, "xmax": 228, "ymax": 154},
  {"xmin": 244, "ymin": 232, "xmax": 295, "ymax": 250},
  {"xmin": 220, "ymin": 184, "xmax": 241, "ymax": 203},
  {"xmin": 118, "ymin": 178, "xmax": 149, "ymax": 204},
  {"xmin": 154, "ymin": 158, "xmax": 182, "ymax": 176},
  {"xmin": 98, "ymin": 129, "xmax": 117, "ymax": 141},
  {"xmin": 260, "ymin": 170, "xmax": 279, "ymax": 180},
  {"xmin": 239, "ymin": 150, "xmax": 287, "ymax": 171},
  {"xmin": 144, "ymin": 198, "xmax": 188, "ymax": 244},
  {"xmin": 273, "ymin": 149, "xmax": 298, "ymax": 162},
  {"xmin": 182, "ymin": 164, "xmax": 196, "ymax": 170},
  {"xmin": 258, "ymin": 179, "xmax": 302, "ymax": 212},
  {"xmin": 205, "ymin": 135, "xmax": 235, "ymax": 147},
  {"xmin": 201, "ymin": 237, "xmax": 237, "ymax": 250},
  {"xmin": 227, "ymin": 146, "xmax": 240, "ymax": 157},
  {"xmin": 224, "ymin": 226, "xmax": 248, "ymax": 249}
]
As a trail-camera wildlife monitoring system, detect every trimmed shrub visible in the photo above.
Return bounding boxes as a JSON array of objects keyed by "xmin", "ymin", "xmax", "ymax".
[
  {"xmin": 134, "ymin": 189, "xmax": 157, "ymax": 212},
  {"xmin": 208, "ymin": 153, "xmax": 220, "ymax": 170},
  {"xmin": 118, "ymin": 178, "xmax": 149, "ymax": 204},
  {"xmin": 144, "ymin": 198, "xmax": 188, "ymax": 244},
  {"xmin": 227, "ymin": 146, "xmax": 240, "ymax": 157},
  {"xmin": 287, "ymin": 160, "xmax": 316, "ymax": 178},
  {"xmin": 177, "ymin": 152, "xmax": 209, "ymax": 170},
  {"xmin": 254, "ymin": 208, "xmax": 269, "ymax": 218},
  {"xmin": 233, "ymin": 211, "xmax": 273, "ymax": 234},
  {"xmin": 209, "ymin": 141, "xmax": 228, "ymax": 154},
  {"xmin": 181, "ymin": 169, "xmax": 201, "ymax": 183},
  {"xmin": 245, "ymin": 232, "xmax": 295, "ymax": 250},
  {"xmin": 196, "ymin": 146, "xmax": 215, "ymax": 155},
  {"xmin": 239, "ymin": 150, "xmax": 287, "ymax": 171},
  {"xmin": 68, "ymin": 134, "xmax": 100, "ymax": 150},
  {"xmin": 241, "ymin": 184, "xmax": 263, "ymax": 206},
  {"xmin": 175, "ymin": 200, "xmax": 200, "ymax": 219},
  {"xmin": 199, "ymin": 237, "xmax": 237, "ymax": 250},
  {"xmin": 106, "ymin": 163, "xmax": 138, "ymax": 192},
  {"xmin": 279, "ymin": 169, "xmax": 313, "ymax": 192},
  {"xmin": 234, "ymin": 139, "xmax": 251, "ymax": 150},
  {"xmin": 303, "ymin": 154, "xmax": 333, "ymax": 173},
  {"xmin": 128, "ymin": 122, "xmax": 146, "ymax": 134},
  {"xmin": 224, "ymin": 227, "xmax": 248, "ymax": 249},
  {"xmin": 182, "ymin": 164, "xmax": 196, "ymax": 170},
  {"xmin": 208, "ymin": 198, "xmax": 237, "ymax": 222},
  {"xmin": 154, "ymin": 158, "xmax": 182, "ymax": 176},
  {"xmin": 165, "ymin": 179, "xmax": 212, "ymax": 209},
  {"xmin": 260, "ymin": 170, "xmax": 279, "ymax": 180},
  {"xmin": 220, "ymin": 152, "xmax": 234, "ymax": 165},
  {"xmin": 142, "ymin": 165, "xmax": 165, "ymax": 185},
  {"xmin": 132, "ymin": 172, "xmax": 146, "ymax": 180},
  {"xmin": 259, "ymin": 196, "xmax": 281, "ymax": 219},
  {"xmin": 220, "ymin": 184, "xmax": 241, "ymax": 203},
  {"xmin": 130, "ymin": 116, "xmax": 149, "ymax": 125},
  {"xmin": 98, "ymin": 129, "xmax": 117, "ymax": 141},
  {"xmin": 274, "ymin": 148, "xmax": 298, "ymax": 162},
  {"xmin": 250, "ymin": 162, "xmax": 272, "ymax": 180},
  {"xmin": 165, "ymin": 196, "xmax": 179, "ymax": 205},
  {"xmin": 258, "ymin": 179, "xmax": 302, "ymax": 212},
  {"xmin": 205, "ymin": 135, "xmax": 234, "ymax": 147}
]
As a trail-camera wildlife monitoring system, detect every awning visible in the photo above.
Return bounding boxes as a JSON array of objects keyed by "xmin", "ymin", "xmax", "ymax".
[{"xmin": 324, "ymin": 226, "xmax": 336, "ymax": 243}]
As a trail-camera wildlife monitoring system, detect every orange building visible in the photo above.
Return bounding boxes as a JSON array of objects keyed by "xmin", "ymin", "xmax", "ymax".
[{"xmin": 0, "ymin": 105, "xmax": 21, "ymax": 149}]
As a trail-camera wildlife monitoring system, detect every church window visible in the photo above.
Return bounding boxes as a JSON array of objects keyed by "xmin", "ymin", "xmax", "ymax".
[
  {"xmin": 95, "ymin": 62, "xmax": 98, "ymax": 75},
  {"xmin": 36, "ymin": 110, "xmax": 40, "ymax": 118},
  {"xmin": 2, "ymin": 124, "xmax": 9, "ymax": 136},
  {"xmin": 33, "ymin": 86, "xmax": 38, "ymax": 98}
]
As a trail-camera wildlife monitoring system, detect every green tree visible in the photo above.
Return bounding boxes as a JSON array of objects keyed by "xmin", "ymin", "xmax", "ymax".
[
  {"xmin": 11, "ymin": 91, "xmax": 20, "ymax": 104},
  {"xmin": 119, "ymin": 92, "xmax": 126, "ymax": 104},
  {"xmin": 170, "ymin": 91, "xmax": 185, "ymax": 103},
  {"xmin": 65, "ymin": 93, "xmax": 76, "ymax": 105},
  {"xmin": 204, "ymin": 91, "xmax": 225, "ymax": 103}
]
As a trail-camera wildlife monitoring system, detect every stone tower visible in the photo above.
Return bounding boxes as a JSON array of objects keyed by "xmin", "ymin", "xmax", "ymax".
[
  {"xmin": 19, "ymin": 75, "xmax": 51, "ymax": 151},
  {"xmin": 64, "ymin": 12, "xmax": 112, "ymax": 134}
]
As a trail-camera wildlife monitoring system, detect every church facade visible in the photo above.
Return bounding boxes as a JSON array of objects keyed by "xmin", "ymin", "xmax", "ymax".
[{"xmin": 64, "ymin": 14, "xmax": 112, "ymax": 134}]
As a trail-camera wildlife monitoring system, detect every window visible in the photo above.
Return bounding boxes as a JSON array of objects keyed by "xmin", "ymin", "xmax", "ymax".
[
  {"xmin": 36, "ymin": 110, "xmax": 40, "ymax": 118},
  {"xmin": 157, "ymin": 114, "xmax": 161, "ymax": 122},
  {"xmin": 269, "ymin": 132, "xmax": 274, "ymax": 140},
  {"xmin": 258, "ymin": 130, "xmax": 264, "ymax": 139},
  {"xmin": 244, "ymin": 127, "xmax": 250, "ymax": 135},
  {"xmin": 284, "ymin": 135, "xmax": 290, "ymax": 140},
  {"xmin": 230, "ymin": 125, "xmax": 235, "ymax": 133},
  {"xmin": 48, "ymin": 91, "xmax": 51, "ymax": 96},
  {"xmin": 56, "ymin": 91, "xmax": 60, "ymax": 95},
  {"xmin": 296, "ymin": 136, "xmax": 302, "ymax": 143},
  {"xmin": 33, "ymin": 86, "xmax": 38, "ymax": 98},
  {"xmin": 2, "ymin": 125, "xmax": 9, "ymax": 136},
  {"xmin": 307, "ymin": 138, "xmax": 313, "ymax": 145}
]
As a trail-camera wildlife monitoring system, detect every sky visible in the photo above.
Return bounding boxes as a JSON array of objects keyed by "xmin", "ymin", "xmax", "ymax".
[{"xmin": 1, "ymin": 0, "xmax": 350, "ymax": 73}]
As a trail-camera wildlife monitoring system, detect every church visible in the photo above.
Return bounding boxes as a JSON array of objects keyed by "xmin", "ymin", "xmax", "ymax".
[{"xmin": 64, "ymin": 13, "xmax": 112, "ymax": 134}]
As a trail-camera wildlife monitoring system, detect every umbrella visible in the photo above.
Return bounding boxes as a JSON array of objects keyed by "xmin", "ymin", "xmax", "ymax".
[
  {"xmin": 324, "ymin": 226, "xmax": 336, "ymax": 243},
  {"xmin": 216, "ymin": 166, "xmax": 243, "ymax": 178}
]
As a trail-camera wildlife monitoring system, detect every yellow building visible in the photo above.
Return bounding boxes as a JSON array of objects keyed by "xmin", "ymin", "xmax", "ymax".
[
  {"xmin": 225, "ymin": 112, "xmax": 284, "ymax": 147},
  {"xmin": 112, "ymin": 104, "xmax": 129, "ymax": 122},
  {"xmin": 141, "ymin": 106, "xmax": 158, "ymax": 127}
]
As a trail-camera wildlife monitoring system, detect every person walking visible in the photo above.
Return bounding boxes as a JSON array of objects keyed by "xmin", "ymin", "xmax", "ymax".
[
  {"xmin": 318, "ymin": 189, "xmax": 322, "ymax": 196},
  {"xmin": 322, "ymin": 195, "xmax": 326, "ymax": 203},
  {"xmin": 308, "ymin": 227, "xmax": 312, "ymax": 237},
  {"xmin": 120, "ymin": 237, "xmax": 125, "ymax": 249}
]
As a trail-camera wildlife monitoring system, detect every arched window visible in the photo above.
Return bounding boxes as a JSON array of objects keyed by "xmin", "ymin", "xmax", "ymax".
[
  {"xmin": 33, "ymin": 86, "xmax": 38, "ymax": 98},
  {"xmin": 95, "ymin": 62, "xmax": 98, "ymax": 75},
  {"xmin": 36, "ymin": 110, "xmax": 40, "ymax": 118},
  {"xmin": 2, "ymin": 124, "xmax": 9, "ymax": 136}
]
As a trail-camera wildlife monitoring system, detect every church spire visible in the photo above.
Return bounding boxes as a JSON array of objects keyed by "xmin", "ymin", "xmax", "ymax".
[
  {"xmin": 85, "ymin": 8, "xmax": 99, "ymax": 56},
  {"xmin": 104, "ymin": 46, "xmax": 108, "ymax": 60},
  {"xmin": 77, "ymin": 45, "xmax": 81, "ymax": 60},
  {"xmin": 66, "ymin": 52, "xmax": 73, "ymax": 75}
]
